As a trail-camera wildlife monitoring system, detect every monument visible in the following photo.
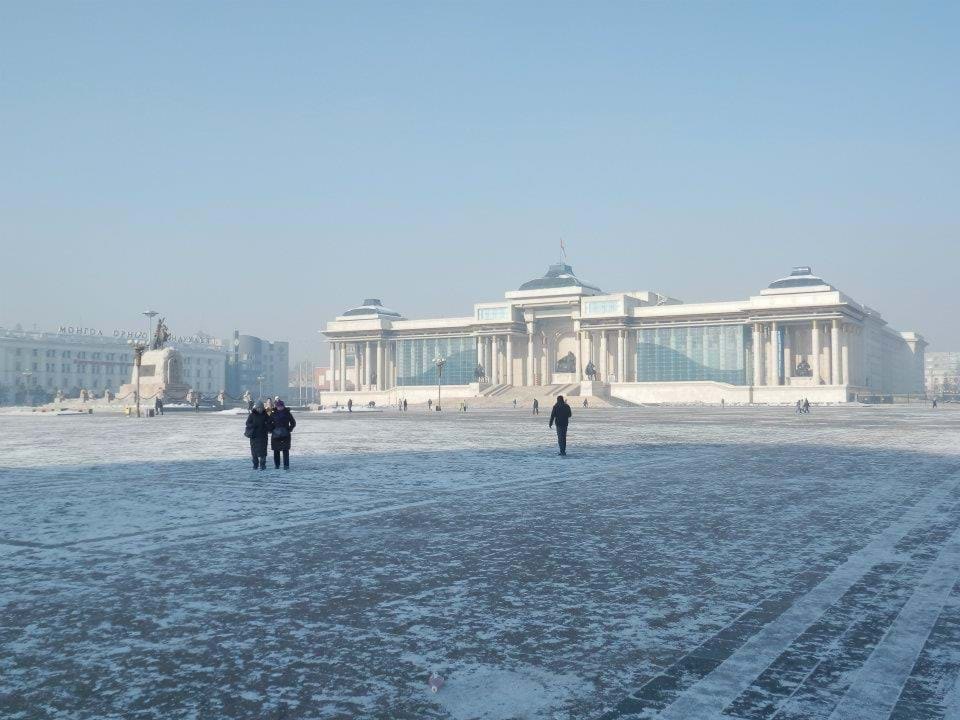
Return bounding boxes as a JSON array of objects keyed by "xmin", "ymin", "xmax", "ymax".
[{"xmin": 119, "ymin": 318, "xmax": 191, "ymax": 404}]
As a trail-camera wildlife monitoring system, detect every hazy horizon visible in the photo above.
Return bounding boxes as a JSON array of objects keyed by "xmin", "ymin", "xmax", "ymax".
[{"xmin": 2, "ymin": 1, "xmax": 958, "ymax": 361}]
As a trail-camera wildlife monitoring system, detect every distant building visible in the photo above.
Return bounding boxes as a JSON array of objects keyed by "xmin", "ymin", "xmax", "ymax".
[
  {"xmin": 322, "ymin": 264, "xmax": 926, "ymax": 404},
  {"xmin": 225, "ymin": 331, "xmax": 289, "ymax": 401},
  {"xmin": 313, "ymin": 366, "xmax": 333, "ymax": 392},
  {"xmin": 0, "ymin": 325, "xmax": 226, "ymax": 405},
  {"xmin": 925, "ymin": 352, "xmax": 960, "ymax": 397}
]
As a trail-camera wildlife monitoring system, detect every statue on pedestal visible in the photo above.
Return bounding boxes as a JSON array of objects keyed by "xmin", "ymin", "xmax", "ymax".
[{"xmin": 584, "ymin": 361, "xmax": 599, "ymax": 381}]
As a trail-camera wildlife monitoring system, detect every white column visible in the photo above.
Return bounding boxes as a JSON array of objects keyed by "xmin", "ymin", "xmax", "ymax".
[
  {"xmin": 841, "ymin": 326, "xmax": 850, "ymax": 387},
  {"xmin": 783, "ymin": 327, "xmax": 793, "ymax": 381},
  {"xmin": 339, "ymin": 343, "xmax": 347, "ymax": 391},
  {"xmin": 752, "ymin": 323, "xmax": 763, "ymax": 386},
  {"xmin": 810, "ymin": 321, "xmax": 821, "ymax": 384},
  {"xmin": 329, "ymin": 344, "xmax": 336, "ymax": 391},
  {"xmin": 491, "ymin": 336, "xmax": 499, "ymax": 384},
  {"xmin": 617, "ymin": 330, "xmax": 627, "ymax": 382},
  {"xmin": 831, "ymin": 319, "xmax": 841, "ymax": 385},
  {"xmin": 376, "ymin": 341, "xmax": 384, "ymax": 390},
  {"xmin": 506, "ymin": 335, "xmax": 514, "ymax": 385},
  {"xmin": 363, "ymin": 341, "xmax": 371, "ymax": 390},
  {"xmin": 769, "ymin": 322, "xmax": 780, "ymax": 386},
  {"xmin": 527, "ymin": 324, "xmax": 535, "ymax": 386},
  {"xmin": 600, "ymin": 331, "xmax": 608, "ymax": 382},
  {"xmin": 574, "ymin": 325, "xmax": 582, "ymax": 381}
]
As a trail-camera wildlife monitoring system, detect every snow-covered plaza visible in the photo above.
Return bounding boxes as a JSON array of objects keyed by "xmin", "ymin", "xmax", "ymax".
[{"xmin": 1, "ymin": 404, "xmax": 959, "ymax": 720}]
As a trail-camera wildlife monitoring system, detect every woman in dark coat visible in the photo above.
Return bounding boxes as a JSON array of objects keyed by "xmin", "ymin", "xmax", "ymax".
[
  {"xmin": 270, "ymin": 399, "xmax": 297, "ymax": 470},
  {"xmin": 245, "ymin": 401, "xmax": 272, "ymax": 470}
]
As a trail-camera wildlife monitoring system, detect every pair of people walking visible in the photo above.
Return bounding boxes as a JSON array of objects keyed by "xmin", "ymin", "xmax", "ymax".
[{"xmin": 245, "ymin": 398, "xmax": 297, "ymax": 470}]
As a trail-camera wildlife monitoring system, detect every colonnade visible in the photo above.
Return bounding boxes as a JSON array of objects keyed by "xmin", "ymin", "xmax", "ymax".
[
  {"xmin": 327, "ymin": 319, "xmax": 862, "ymax": 392},
  {"xmin": 751, "ymin": 318, "xmax": 861, "ymax": 387},
  {"xmin": 330, "ymin": 339, "xmax": 392, "ymax": 392}
]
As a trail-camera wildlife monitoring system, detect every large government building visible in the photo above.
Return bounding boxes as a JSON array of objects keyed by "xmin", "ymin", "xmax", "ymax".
[{"xmin": 322, "ymin": 264, "xmax": 926, "ymax": 405}]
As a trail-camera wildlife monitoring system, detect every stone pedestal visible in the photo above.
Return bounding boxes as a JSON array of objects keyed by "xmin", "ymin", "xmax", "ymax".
[
  {"xmin": 119, "ymin": 348, "xmax": 191, "ymax": 403},
  {"xmin": 580, "ymin": 380, "xmax": 610, "ymax": 397}
]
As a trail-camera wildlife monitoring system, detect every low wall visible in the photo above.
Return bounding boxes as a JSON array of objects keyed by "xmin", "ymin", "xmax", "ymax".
[
  {"xmin": 319, "ymin": 384, "xmax": 477, "ymax": 407},
  {"xmin": 609, "ymin": 381, "xmax": 851, "ymax": 405}
]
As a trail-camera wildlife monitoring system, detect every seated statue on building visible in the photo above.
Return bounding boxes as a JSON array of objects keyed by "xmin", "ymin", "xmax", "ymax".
[
  {"xmin": 795, "ymin": 359, "xmax": 812, "ymax": 377},
  {"xmin": 584, "ymin": 361, "xmax": 599, "ymax": 381},
  {"xmin": 474, "ymin": 364, "xmax": 486, "ymax": 383},
  {"xmin": 555, "ymin": 351, "xmax": 576, "ymax": 373}
]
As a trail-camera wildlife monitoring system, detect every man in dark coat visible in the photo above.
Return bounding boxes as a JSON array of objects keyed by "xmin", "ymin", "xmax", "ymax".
[
  {"xmin": 245, "ymin": 401, "xmax": 272, "ymax": 470},
  {"xmin": 532, "ymin": 398, "xmax": 539, "ymax": 415},
  {"xmin": 270, "ymin": 399, "xmax": 297, "ymax": 470},
  {"xmin": 549, "ymin": 395, "xmax": 572, "ymax": 456}
]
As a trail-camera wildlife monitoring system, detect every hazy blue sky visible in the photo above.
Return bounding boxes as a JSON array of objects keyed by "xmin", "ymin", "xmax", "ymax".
[{"xmin": 2, "ymin": 1, "xmax": 958, "ymax": 359}]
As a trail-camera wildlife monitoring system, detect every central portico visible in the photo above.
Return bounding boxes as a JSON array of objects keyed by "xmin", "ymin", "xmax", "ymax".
[{"xmin": 321, "ymin": 263, "xmax": 925, "ymax": 404}]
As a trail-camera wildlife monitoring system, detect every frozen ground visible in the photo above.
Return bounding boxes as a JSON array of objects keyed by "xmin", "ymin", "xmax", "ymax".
[{"xmin": 1, "ymin": 405, "xmax": 959, "ymax": 720}]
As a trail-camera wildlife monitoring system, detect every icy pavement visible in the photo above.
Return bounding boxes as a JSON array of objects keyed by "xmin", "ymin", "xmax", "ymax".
[{"xmin": 1, "ymin": 405, "xmax": 959, "ymax": 720}]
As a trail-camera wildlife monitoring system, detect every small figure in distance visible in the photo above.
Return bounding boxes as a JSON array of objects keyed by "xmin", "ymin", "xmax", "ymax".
[
  {"xmin": 532, "ymin": 398, "xmax": 539, "ymax": 415},
  {"xmin": 347, "ymin": 398, "xmax": 353, "ymax": 413},
  {"xmin": 549, "ymin": 395, "xmax": 572, "ymax": 456}
]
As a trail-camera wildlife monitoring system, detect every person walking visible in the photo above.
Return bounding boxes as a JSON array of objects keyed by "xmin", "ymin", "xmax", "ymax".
[
  {"xmin": 270, "ymin": 399, "xmax": 297, "ymax": 470},
  {"xmin": 513, "ymin": 398, "xmax": 517, "ymax": 409},
  {"xmin": 244, "ymin": 401, "xmax": 271, "ymax": 470},
  {"xmin": 427, "ymin": 398, "xmax": 433, "ymax": 411},
  {"xmin": 532, "ymin": 398, "xmax": 539, "ymax": 415},
  {"xmin": 154, "ymin": 396, "xmax": 164, "ymax": 416},
  {"xmin": 549, "ymin": 395, "xmax": 572, "ymax": 456},
  {"xmin": 933, "ymin": 397, "xmax": 939, "ymax": 409},
  {"xmin": 803, "ymin": 398, "xmax": 811, "ymax": 414},
  {"xmin": 582, "ymin": 398, "xmax": 588, "ymax": 408},
  {"xmin": 194, "ymin": 393, "xmax": 201, "ymax": 413},
  {"xmin": 403, "ymin": 398, "xmax": 408, "ymax": 412},
  {"xmin": 347, "ymin": 398, "xmax": 353, "ymax": 413}
]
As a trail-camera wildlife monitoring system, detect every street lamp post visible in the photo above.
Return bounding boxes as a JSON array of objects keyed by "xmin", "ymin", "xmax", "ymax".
[
  {"xmin": 143, "ymin": 310, "xmax": 158, "ymax": 343},
  {"xmin": 21, "ymin": 370, "xmax": 33, "ymax": 407},
  {"xmin": 257, "ymin": 374, "xmax": 265, "ymax": 401},
  {"xmin": 433, "ymin": 355, "xmax": 445, "ymax": 411},
  {"xmin": 128, "ymin": 339, "xmax": 146, "ymax": 418}
]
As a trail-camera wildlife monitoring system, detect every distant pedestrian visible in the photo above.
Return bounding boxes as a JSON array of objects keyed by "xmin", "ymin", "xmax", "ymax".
[
  {"xmin": 403, "ymin": 398, "xmax": 408, "ymax": 412},
  {"xmin": 428, "ymin": 398, "xmax": 433, "ymax": 411},
  {"xmin": 549, "ymin": 395, "xmax": 572, "ymax": 456},
  {"xmin": 194, "ymin": 393, "xmax": 201, "ymax": 413},
  {"xmin": 532, "ymin": 398, "xmax": 539, "ymax": 415},
  {"xmin": 582, "ymin": 398, "xmax": 588, "ymax": 408},
  {"xmin": 933, "ymin": 398, "xmax": 939, "ymax": 409},
  {"xmin": 270, "ymin": 399, "xmax": 297, "ymax": 470},
  {"xmin": 803, "ymin": 398, "xmax": 811, "ymax": 414},
  {"xmin": 154, "ymin": 397, "xmax": 164, "ymax": 416},
  {"xmin": 347, "ymin": 398, "xmax": 353, "ymax": 413},
  {"xmin": 244, "ymin": 401, "xmax": 271, "ymax": 470},
  {"xmin": 513, "ymin": 398, "xmax": 517, "ymax": 409},
  {"xmin": 720, "ymin": 398, "xmax": 725, "ymax": 408},
  {"xmin": 796, "ymin": 399, "xmax": 803, "ymax": 415}
]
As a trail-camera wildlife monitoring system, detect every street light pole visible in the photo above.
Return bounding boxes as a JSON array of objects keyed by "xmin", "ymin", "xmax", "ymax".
[
  {"xmin": 21, "ymin": 370, "xmax": 33, "ymax": 407},
  {"xmin": 257, "ymin": 374, "xmax": 265, "ymax": 401},
  {"xmin": 128, "ymin": 339, "xmax": 145, "ymax": 418},
  {"xmin": 433, "ymin": 355, "xmax": 445, "ymax": 411},
  {"xmin": 143, "ymin": 310, "xmax": 158, "ymax": 343}
]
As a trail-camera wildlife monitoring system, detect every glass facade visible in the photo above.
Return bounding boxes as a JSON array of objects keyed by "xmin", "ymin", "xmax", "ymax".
[
  {"xmin": 396, "ymin": 337, "xmax": 478, "ymax": 386},
  {"xmin": 636, "ymin": 324, "xmax": 749, "ymax": 385}
]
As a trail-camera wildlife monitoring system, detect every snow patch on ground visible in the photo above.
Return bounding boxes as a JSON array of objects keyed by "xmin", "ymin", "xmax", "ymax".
[{"xmin": 431, "ymin": 664, "xmax": 591, "ymax": 720}]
